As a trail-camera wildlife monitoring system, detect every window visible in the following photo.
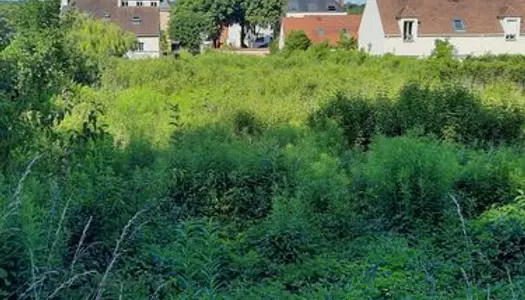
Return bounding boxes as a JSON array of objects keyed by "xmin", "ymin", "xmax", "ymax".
[
  {"xmin": 403, "ymin": 20, "xmax": 415, "ymax": 42},
  {"xmin": 327, "ymin": 5, "xmax": 336, "ymax": 11},
  {"xmin": 121, "ymin": 0, "xmax": 128, "ymax": 6},
  {"xmin": 137, "ymin": 42, "xmax": 144, "ymax": 51},
  {"xmin": 316, "ymin": 28, "xmax": 326, "ymax": 36},
  {"xmin": 504, "ymin": 18, "xmax": 519, "ymax": 41},
  {"xmin": 132, "ymin": 16, "xmax": 142, "ymax": 25},
  {"xmin": 136, "ymin": 1, "xmax": 143, "ymax": 6},
  {"xmin": 151, "ymin": 1, "xmax": 157, "ymax": 6},
  {"xmin": 453, "ymin": 19, "xmax": 465, "ymax": 31}
]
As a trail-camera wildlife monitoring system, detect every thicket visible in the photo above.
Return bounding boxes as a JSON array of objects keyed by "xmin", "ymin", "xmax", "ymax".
[{"xmin": 4, "ymin": 2, "xmax": 525, "ymax": 299}]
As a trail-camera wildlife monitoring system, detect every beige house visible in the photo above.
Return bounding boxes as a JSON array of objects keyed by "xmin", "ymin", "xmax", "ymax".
[{"xmin": 359, "ymin": 0, "xmax": 525, "ymax": 57}]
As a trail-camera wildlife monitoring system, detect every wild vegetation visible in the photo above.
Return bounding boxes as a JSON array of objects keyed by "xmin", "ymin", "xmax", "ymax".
[{"xmin": 4, "ymin": 1, "xmax": 525, "ymax": 299}]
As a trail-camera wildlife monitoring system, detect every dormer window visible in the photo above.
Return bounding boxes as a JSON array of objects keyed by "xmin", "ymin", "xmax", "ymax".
[
  {"xmin": 327, "ymin": 5, "xmax": 336, "ymax": 11},
  {"xmin": 132, "ymin": 16, "xmax": 142, "ymax": 25},
  {"xmin": 121, "ymin": 0, "xmax": 128, "ymax": 6},
  {"xmin": 151, "ymin": 1, "xmax": 157, "ymax": 6},
  {"xmin": 453, "ymin": 19, "xmax": 465, "ymax": 31},
  {"xmin": 503, "ymin": 18, "xmax": 520, "ymax": 41},
  {"xmin": 136, "ymin": 1, "xmax": 143, "ymax": 6},
  {"xmin": 403, "ymin": 20, "xmax": 415, "ymax": 42}
]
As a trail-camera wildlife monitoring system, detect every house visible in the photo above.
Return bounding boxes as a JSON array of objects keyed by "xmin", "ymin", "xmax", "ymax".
[
  {"xmin": 359, "ymin": 0, "xmax": 525, "ymax": 57},
  {"xmin": 66, "ymin": 0, "xmax": 161, "ymax": 58},
  {"xmin": 279, "ymin": 14, "xmax": 361, "ymax": 49}
]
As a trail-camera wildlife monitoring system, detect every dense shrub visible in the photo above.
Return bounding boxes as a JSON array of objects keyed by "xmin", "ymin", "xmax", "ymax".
[
  {"xmin": 360, "ymin": 136, "xmax": 460, "ymax": 231},
  {"xmin": 284, "ymin": 30, "xmax": 311, "ymax": 53},
  {"xmin": 471, "ymin": 197, "xmax": 525, "ymax": 281}
]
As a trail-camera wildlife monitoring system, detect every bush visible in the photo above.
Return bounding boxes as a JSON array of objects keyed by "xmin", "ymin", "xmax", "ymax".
[
  {"xmin": 360, "ymin": 136, "xmax": 460, "ymax": 231},
  {"xmin": 284, "ymin": 30, "xmax": 311, "ymax": 53},
  {"xmin": 471, "ymin": 196, "xmax": 525, "ymax": 281}
]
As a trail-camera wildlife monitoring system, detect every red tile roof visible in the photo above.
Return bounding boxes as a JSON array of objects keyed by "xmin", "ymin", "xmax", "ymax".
[
  {"xmin": 377, "ymin": 0, "xmax": 525, "ymax": 36},
  {"xmin": 282, "ymin": 15, "xmax": 361, "ymax": 44}
]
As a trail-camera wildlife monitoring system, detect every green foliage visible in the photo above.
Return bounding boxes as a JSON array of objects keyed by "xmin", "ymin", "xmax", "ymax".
[
  {"xmin": 431, "ymin": 39, "xmax": 456, "ymax": 60},
  {"xmin": 66, "ymin": 11, "xmax": 136, "ymax": 60},
  {"xmin": 337, "ymin": 30, "xmax": 358, "ymax": 51},
  {"xmin": 361, "ymin": 136, "xmax": 460, "ymax": 231},
  {"xmin": 471, "ymin": 195, "xmax": 525, "ymax": 281},
  {"xmin": 168, "ymin": 8, "xmax": 212, "ymax": 54},
  {"xmin": 284, "ymin": 30, "xmax": 311, "ymax": 53},
  {"xmin": 7, "ymin": 9, "xmax": 525, "ymax": 298}
]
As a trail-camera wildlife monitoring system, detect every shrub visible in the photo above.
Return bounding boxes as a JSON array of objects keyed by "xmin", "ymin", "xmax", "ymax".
[
  {"xmin": 309, "ymin": 93, "xmax": 384, "ymax": 148},
  {"xmin": 232, "ymin": 109, "xmax": 265, "ymax": 136},
  {"xmin": 360, "ymin": 136, "xmax": 460, "ymax": 231},
  {"xmin": 284, "ymin": 30, "xmax": 311, "ymax": 53},
  {"xmin": 471, "ymin": 196, "xmax": 525, "ymax": 281},
  {"xmin": 252, "ymin": 197, "xmax": 317, "ymax": 265}
]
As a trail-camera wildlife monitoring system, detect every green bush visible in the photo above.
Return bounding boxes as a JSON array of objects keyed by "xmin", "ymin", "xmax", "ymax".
[
  {"xmin": 471, "ymin": 196, "xmax": 525, "ymax": 281},
  {"xmin": 360, "ymin": 136, "xmax": 460, "ymax": 231},
  {"xmin": 284, "ymin": 30, "xmax": 311, "ymax": 53}
]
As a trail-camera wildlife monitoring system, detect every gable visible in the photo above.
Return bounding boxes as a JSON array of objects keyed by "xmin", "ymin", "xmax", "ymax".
[{"xmin": 376, "ymin": 0, "xmax": 525, "ymax": 36}]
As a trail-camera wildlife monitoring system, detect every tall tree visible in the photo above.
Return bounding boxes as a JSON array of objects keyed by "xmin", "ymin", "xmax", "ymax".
[{"xmin": 245, "ymin": 0, "xmax": 286, "ymax": 38}]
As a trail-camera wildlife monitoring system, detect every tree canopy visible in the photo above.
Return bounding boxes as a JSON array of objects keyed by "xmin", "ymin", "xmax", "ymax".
[{"xmin": 169, "ymin": 0, "xmax": 286, "ymax": 51}]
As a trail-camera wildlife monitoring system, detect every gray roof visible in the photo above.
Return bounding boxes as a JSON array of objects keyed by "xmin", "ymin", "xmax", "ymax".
[{"xmin": 288, "ymin": 0, "xmax": 344, "ymax": 13}]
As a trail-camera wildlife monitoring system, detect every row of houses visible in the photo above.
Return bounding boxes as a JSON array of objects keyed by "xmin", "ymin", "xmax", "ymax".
[{"xmin": 64, "ymin": 0, "xmax": 525, "ymax": 58}]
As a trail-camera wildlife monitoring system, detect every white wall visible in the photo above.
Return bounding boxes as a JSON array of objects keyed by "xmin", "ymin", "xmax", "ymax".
[
  {"xmin": 128, "ymin": 37, "xmax": 160, "ymax": 59},
  {"xmin": 384, "ymin": 35, "xmax": 525, "ymax": 57},
  {"xmin": 358, "ymin": 0, "xmax": 386, "ymax": 54}
]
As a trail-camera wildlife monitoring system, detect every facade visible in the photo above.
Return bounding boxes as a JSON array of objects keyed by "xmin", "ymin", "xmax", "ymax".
[
  {"xmin": 159, "ymin": 0, "xmax": 172, "ymax": 32},
  {"xmin": 279, "ymin": 15, "xmax": 361, "ymax": 49},
  {"xmin": 67, "ymin": 0, "xmax": 161, "ymax": 58},
  {"xmin": 359, "ymin": 0, "xmax": 525, "ymax": 57}
]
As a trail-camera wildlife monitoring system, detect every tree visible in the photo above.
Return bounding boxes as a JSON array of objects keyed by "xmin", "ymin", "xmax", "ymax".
[
  {"xmin": 170, "ymin": 0, "xmax": 238, "ymax": 49},
  {"xmin": 245, "ymin": 0, "xmax": 286, "ymax": 37},
  {"xmin": 65, "ymin": 12, "xmax": 137, "ymax": 59},
  {"xmin": 169, "ymin": 9, "xmax": 213, "ymax": 54}
]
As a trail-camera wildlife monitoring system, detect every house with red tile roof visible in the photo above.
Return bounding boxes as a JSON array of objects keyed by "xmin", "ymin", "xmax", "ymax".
[
  {"xmin": 279, "ymin": 14, "xmax": 362, "ymax": 49},
  {"xmin": 359, "ymin": 0, "xmax": 525, "ymax": 56}
]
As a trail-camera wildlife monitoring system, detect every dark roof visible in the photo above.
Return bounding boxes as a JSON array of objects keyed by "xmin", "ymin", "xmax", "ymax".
[
  {"xmin": 73, "ymin": 0, "xmax": 160, "ymax": 37},
  {"xmin": 282, "ymin": 15, "xmax": 361, "ymax": 44},
  {"xmin": 288, "ymin": 0, "xmax": 345, "ymax": 13},
  {"xmin": 377, "ymin": 0, "xmax": 525, "ymax": 36}
]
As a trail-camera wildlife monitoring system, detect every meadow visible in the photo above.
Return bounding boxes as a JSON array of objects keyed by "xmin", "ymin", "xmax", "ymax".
[{"xmin": 4, "ymin": 4, "xmax": 525, "ymax": 298}]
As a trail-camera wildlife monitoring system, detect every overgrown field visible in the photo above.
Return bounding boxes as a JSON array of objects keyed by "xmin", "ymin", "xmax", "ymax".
[{"xmin": 5, "ymin": 5, "xmax": 525, "ymax": 297}]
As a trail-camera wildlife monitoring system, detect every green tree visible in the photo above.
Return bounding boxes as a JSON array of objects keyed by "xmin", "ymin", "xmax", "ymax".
[
  {"xmin": 245, "ymin": 0, "xmax": 286, "ymax": 38},
  {"xmin": 169, "ymin": 9, "xmax": 213, "ymax": 54},
  {"xmin": 66, "ymin": 12, "xmax": 136, "ymax": 60}
]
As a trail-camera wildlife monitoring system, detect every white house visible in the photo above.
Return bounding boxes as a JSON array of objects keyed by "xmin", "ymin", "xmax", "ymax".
[
  {"xmin": 359, "ymin": 0, "xmax": 525, "ymax": 57},
  {"xmin": 68, "ymin": 0, "xmax": 161, "ymax": 58}
]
